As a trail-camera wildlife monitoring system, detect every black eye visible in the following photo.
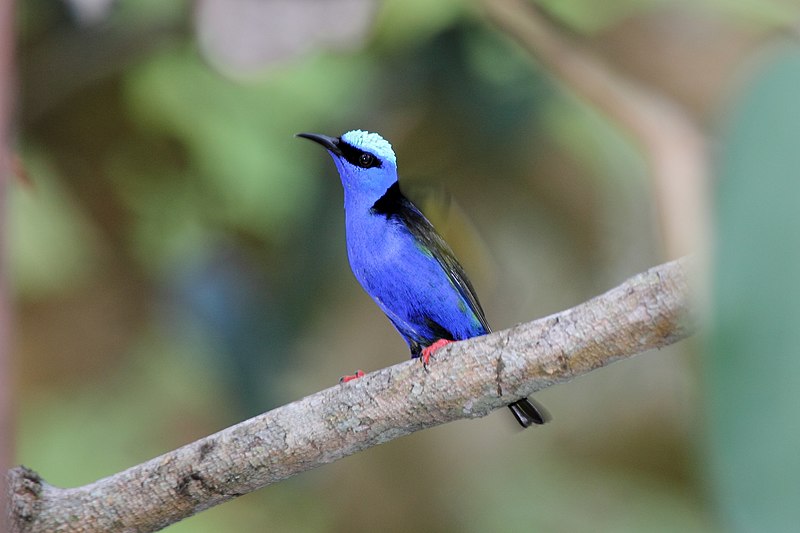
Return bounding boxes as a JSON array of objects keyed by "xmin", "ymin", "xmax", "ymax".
[{"xmin": 358, "ymin": 153, "xmax": 374, "ymax": 168}]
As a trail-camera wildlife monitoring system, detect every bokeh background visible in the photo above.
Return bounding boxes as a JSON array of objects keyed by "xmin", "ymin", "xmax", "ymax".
[{"xmin": 12, "ymin": 0, "xmax": 800, "ymax": 531}]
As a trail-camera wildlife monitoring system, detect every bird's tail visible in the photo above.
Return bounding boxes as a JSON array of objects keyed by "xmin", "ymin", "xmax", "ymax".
[{"xmin": 508, "ymin": 398, "xmax": 548, "ymax": 428}]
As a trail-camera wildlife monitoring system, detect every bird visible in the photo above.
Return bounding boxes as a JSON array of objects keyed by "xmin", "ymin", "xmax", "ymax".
[{"xmin": 297, "ymin": 129, "xmax": 547, "ymax": 428}]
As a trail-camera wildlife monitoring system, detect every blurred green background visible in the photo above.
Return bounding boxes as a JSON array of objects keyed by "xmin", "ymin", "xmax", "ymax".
[{"xmin": 12, "ymin": 0, "xmax": 800, "ymax": 531}]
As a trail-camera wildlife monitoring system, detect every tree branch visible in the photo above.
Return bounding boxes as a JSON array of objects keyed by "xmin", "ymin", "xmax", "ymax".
[{"xmin": 7, "ymin": 258, "xmax": 695, "ymax": 532}]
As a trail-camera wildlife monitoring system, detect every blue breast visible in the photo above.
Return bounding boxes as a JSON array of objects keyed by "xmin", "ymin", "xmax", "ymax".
[{"xmin": 345, "ymin": 186, "xmax": 488, "ymax": 356}]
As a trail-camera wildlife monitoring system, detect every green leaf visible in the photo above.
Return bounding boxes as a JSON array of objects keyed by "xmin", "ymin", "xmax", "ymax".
[
  {"xmin": 124, "ymin": 45, "xmax": 371, "ymax": 240},
  {"xmin": 375, "ymin": 0, "xmax": 469, "ymax": 48},
  {"xmin": 10, "ymin": 151, "xmax": 97, "ymax": 297},
  {"xmin": 708, "ymin": 46, "xmax": 800, "ymax": 532}
]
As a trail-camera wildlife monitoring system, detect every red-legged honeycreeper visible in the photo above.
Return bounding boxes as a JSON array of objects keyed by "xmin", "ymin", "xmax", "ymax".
[{"xmin": 297, "ymin": 130, "xmax": 547, "ymax": 428}]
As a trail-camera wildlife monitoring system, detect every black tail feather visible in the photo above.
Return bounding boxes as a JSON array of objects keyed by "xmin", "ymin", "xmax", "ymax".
[{"xmin": 508, "ymin": 398, "xmax": 549, "ymax": 428}]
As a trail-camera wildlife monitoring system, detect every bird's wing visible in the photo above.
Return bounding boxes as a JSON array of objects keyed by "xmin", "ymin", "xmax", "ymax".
[{"xmin": 371, "ymin": 182, "xmax": 491, "ymax": 333}]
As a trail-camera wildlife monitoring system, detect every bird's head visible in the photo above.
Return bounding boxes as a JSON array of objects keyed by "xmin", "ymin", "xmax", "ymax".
[{"xmin": 297, "ymin": 130, "xmax": 398, "ymax": 202}]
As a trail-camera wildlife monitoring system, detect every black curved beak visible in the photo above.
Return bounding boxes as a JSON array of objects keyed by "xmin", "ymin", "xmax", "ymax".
[{"xmin": 296, "ymin": 132, "xmax": 343, "ymax": 156}]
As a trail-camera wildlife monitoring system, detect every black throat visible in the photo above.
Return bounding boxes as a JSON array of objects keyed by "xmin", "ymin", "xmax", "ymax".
[{"xmin": 370, "ymin": 182, "xmax": 405, "ymax": 217}]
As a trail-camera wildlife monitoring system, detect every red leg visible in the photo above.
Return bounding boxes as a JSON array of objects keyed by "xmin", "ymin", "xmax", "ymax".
[
  {"xmin": 420, "ymin": 339, "xmax": 454, "ymax": 369},
  {"xmin": 339, "ymin": 370, "xmax": 365, "ymax": 383}
]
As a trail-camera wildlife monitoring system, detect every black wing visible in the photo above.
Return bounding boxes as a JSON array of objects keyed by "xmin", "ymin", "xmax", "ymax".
[{"xmin": 371, "ymin": 182, "xmax": 491, "ymax": 333}]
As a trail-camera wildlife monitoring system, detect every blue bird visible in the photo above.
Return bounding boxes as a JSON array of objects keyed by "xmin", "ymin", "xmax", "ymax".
[{"xmin": 298, "ymin": 130, "xmax": 546, "ymax": 428}]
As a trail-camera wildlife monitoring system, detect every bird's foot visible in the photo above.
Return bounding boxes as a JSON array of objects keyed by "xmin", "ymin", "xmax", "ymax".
[
  {"xmin": 339, "ymin": 370, "xmax": 365, "ymax": 383},
  {"xmin": 420, "ymin": 339, "xmax": 454, "ymax": 370}
]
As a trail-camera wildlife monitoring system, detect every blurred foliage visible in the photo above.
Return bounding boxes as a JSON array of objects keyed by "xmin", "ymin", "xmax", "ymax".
[
  {"xmin": 536, "ymin": 0, "xmax": 663, "ymax": 32},
  {"xmin": 10, "ymin": 149, "xmax": 98, "ymax": 296},
  {"xmin": 708, "ymin": 46, "xmax": 800, "ymax": 533},
  {"xmin": 376, "ymin": 0, "xmax": 468, "ymax": 47},
  {"xmin": 11, "ymin": 0, "xmax": 799, "ymax": 531},
  {"xmin": 709, "ymin": 0, "xmax": 800, "ymax": 27},
  {"xmin": 537, "ymin": 0, "xmax": 800, "ymax": 31},
  {"xmin": 123, "ymin": 46, "xmax": 370, "ymax": 271}
]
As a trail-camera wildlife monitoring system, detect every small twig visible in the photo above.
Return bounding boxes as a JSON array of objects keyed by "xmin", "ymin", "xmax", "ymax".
[
  {"xmin": 483, "ymin": 0, "xmax": 710, "ymax": 258},
  {"xmin": 7, "ymin": 258, "xmax": 695, "ymax": 532}
]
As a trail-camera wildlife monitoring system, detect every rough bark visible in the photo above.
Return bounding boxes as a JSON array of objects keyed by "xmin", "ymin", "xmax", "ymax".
[{"xmin": 7, "ymin": 258, "xmax": 695, "ymax": 533}]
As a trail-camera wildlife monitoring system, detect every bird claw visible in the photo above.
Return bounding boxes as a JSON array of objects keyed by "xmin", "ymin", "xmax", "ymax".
[
  {"xmin": 420, "ymin": 339, "xmax": 454, "ymax": 371},
  {"xmin": 339, "ymin": 370, "xmax": 365, "ymax": 383}
]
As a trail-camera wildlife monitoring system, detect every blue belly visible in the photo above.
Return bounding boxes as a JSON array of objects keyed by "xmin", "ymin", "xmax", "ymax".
[{"xmin": 346, "ymin": 215, "xmax": 486, "ymax": 352}]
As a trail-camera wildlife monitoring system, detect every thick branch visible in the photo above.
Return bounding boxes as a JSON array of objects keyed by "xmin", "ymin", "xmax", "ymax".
[{"xmin": 7, "ymin": 258, "xmax": 694, "ymax": 532}]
